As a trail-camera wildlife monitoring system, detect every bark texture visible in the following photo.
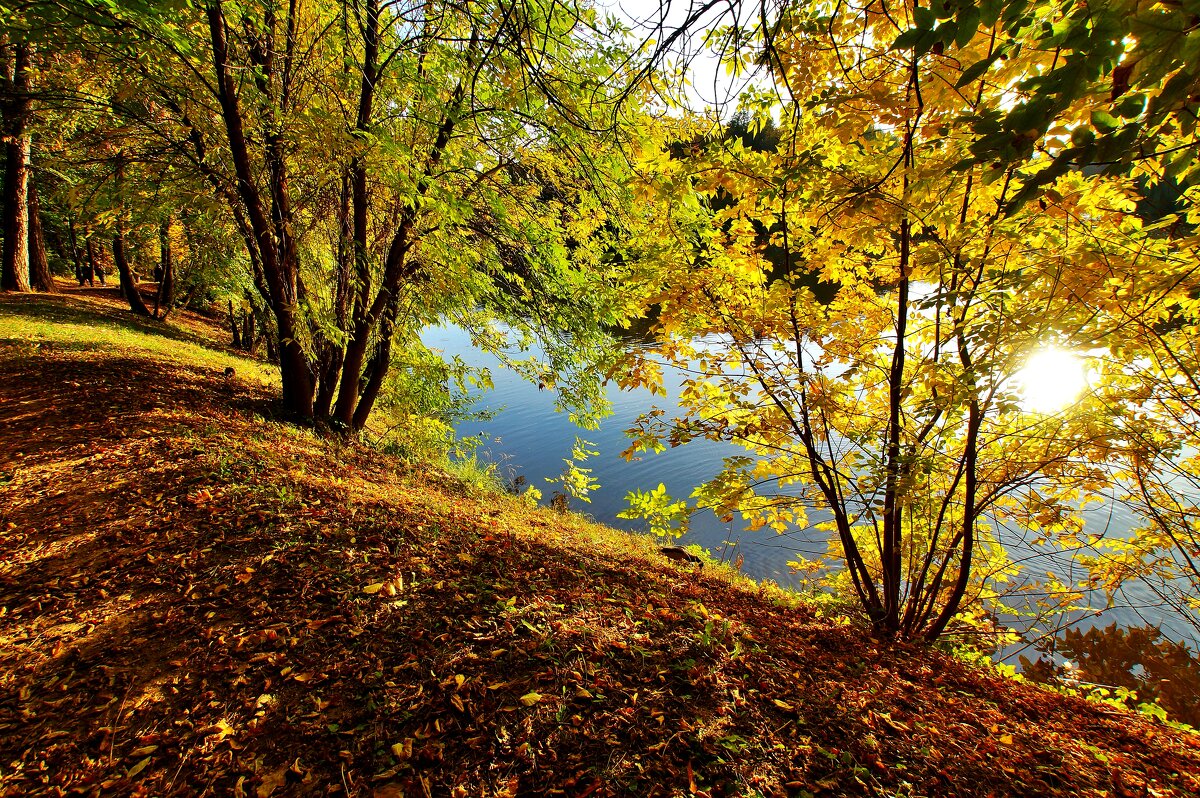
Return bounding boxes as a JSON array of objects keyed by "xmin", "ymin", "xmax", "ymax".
[
  {"xmin": 28, "ymin": 171, "xmax": 55, "ymax": 292},
  {"xmin": 113, "ymin": 230, "xmax": 152, "ymax": 316},
  {"xmin": 1, "ymin": 44, "xmax": 32, "ymax": 293}
]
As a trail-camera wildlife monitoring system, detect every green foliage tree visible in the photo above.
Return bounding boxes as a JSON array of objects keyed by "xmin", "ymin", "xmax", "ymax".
[{"xmin": 58, "ymin": 0, "xmax": 653, "ymax": 431}]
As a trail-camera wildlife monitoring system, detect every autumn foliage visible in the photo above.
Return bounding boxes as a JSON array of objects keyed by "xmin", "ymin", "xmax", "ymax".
[{"xmin": 617, "ymin": 1, "xmax": 1200, "ymax": 643}]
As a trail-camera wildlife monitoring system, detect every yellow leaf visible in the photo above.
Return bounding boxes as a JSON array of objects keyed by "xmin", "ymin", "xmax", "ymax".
[
  {"xmin": 999, "ymin": 734, "xmax": 1014, "ymax": 745},
  {"xmin": 363, "ymin": 583, "xmax": 384, "ymax": 594},
  {"xmin": 126, "ymin": 756, "xmax": 152, "ymax": 779},
  {"xmin": 204, "ymin": 718, "xmax": 235, "ymax": 739},
  {"xmin": 519, "ymin": 692, "xmax": 543, "ymax": 706}
]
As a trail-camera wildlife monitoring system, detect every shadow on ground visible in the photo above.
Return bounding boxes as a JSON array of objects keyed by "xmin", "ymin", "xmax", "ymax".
[{"xmin": 1, "ymin": 320, "xmax": 1198, "ymax": 798}]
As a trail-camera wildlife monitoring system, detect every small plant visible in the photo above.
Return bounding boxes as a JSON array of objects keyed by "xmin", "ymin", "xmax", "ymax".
[
  {"xmin": 545, "ymin": 436, "xmax": 600, "ymax": 504},
  {"xmin": 446, "ymin": 453, "xmax": 505, "ymax": 494},
  {"xmin": 618, "ymin": 482, "xmax": 689, "ymax": 541}
]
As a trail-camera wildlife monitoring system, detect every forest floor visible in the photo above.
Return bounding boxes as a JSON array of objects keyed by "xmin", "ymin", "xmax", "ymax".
[{"xmin": 2, "ymin": 285, "xmax": 1200, "ymax": 798}]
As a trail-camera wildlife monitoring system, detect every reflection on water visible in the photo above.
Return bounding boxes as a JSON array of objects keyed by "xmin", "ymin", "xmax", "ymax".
[
  {"xmin": 422, "ymin": 323, "xmax": 827, "ymax": 586},
  {"xmin": 424, "ymin": 323, "xmax": 1200, "ymax": 689},
  {"xmin": 1021, "ymin": 624, "xmax": 1200, "ymax": 727}
]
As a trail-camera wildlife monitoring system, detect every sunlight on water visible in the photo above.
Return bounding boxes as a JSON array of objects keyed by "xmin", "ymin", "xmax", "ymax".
[
  {"xmin": 424, "ymin": 324, "xmax": 1200, "ymax": 666},
  {"xmin": 1016, "ymin": 348, "xmax": 1089, "ymax": 414}
]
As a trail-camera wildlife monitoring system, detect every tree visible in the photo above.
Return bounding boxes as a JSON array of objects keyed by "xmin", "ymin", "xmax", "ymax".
[
  {"xmin": 58, "ymin": 0, "xmax": 653, "ymax": 430},
  {"xmin": 27, "ymin": 168, "xmax": 55, "ymax": 292},
  {"xmin": 946, "ymin": 0, "xmax": 1200, "ymax": 205},
  {"xmin": 108, "ymin": 153, "xmax": 153, "ymax": 316},
  {"xmin": 1085, "ymin": 285, "xmax": 1200, "ymax": 638},
  {"xmin": 1, "ymin": 41, "xmax": 32, "ymax": 292},
  {"xmin": 620, "ymin": 0, "xmax": 1190, "ymax": 641}
]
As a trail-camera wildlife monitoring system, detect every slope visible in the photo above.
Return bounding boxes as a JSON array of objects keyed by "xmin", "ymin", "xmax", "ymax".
[{"xmin": 1, "ymin": 287, "xmax": 1198, "ymax": 797}]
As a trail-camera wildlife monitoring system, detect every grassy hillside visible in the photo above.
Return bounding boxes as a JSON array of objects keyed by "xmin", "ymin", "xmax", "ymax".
[{"xmin": 2, "ymin": 287, "xmax": 1198, "ymax": 797}]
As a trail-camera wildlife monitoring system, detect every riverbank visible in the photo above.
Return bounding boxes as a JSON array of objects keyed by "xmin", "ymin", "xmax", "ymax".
[{"xmin": 2, "ymin": 287, "xmax": 1199, "ymax": 797}]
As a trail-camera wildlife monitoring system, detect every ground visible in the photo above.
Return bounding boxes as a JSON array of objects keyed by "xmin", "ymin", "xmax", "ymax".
[{"xmin": 1, "ymin": 286, "xmax": 1199, "ymax": 797}]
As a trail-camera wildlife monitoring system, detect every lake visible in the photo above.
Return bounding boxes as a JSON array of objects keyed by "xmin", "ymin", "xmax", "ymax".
[
  {"xmin": 423, "ymin": 323, "xmax": 1200, "ymax": 714},
  {"xmin": 423, "ymin": 324, "xmax": 824, "ymax": 582}
]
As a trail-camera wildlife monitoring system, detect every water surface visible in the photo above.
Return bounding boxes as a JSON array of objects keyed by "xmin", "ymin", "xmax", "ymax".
[{"xmin": 423, "ymin": 324, "xmax": 1200, "ymax": 667}]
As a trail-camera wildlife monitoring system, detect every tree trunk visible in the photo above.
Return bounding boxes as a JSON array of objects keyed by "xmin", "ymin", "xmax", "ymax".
[
  {"xmin": 351, "ymin": 295, "xmax": 400, "ymax": 431},
  {"xmin": 27, "ymin": 169, "xmax": 55, "ymax": 292},
  {"xmin": 84, "ymin": 237, "xmax": 98, "ymax": 285},
  {"xmin": 262, "ymin": 311, "xmax": 278, "ymax": 362},
  {"xmin": 241, "ymin": 305, "xmax": 254, "ymax": 352},
  {"xmin": 1, "ymin": 43, "xmax": 31, "ymax": 293},
  {"xmin": 207, "ymin": 1, "xmax": 314, "ymax": 421},
  {"xmin": 228, "ymin": 299, "xmax": 242, "ymax": 348},
  {"xmin": 1, "ymin": 134, "xmax": 31, "ymax": 291},
  {"xmin": 330, "ymin": 0, "xmax": 383, "ymax": 428},
  {"xmin": 68, "ymin": 216, "xmax": 84, "ymax": 284},
  {"xmin": 113, "ymin": 230, "xmax": 152, "ymax": 316},
  {"xmin": 314, "ymin": 171, "xmax": 354, "ymax": 419},
  {"xmin": 154, "ymin": 219, "xmax": 174, "ymax": 318}
]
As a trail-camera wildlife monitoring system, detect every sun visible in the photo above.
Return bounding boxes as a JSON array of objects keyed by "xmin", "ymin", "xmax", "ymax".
[{"xmin": 1015, "ymin": 348, "xmax": 1089, "ymax": 414}]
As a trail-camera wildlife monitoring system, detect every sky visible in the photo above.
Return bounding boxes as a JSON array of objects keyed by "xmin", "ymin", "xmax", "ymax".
[{"xmin": 600, "ymin": 0, "xmax": 764, "ymax": 114}]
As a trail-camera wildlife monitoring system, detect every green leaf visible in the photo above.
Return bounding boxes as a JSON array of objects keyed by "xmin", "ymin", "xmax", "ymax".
[
  {"xmin": 955, "ymin": 7, "xmax": 981, "ymax": 48},
  {"xmin": 1090, "ymin": 110, "xmax": 1120, "ymax": 133},
  {"xmin": 956, "ymin": 55, "xmax": 997, "ymax": 88},
  {"xmin": 891, "ymin": 28, "xmax": 924, "ymax": 51},
  {"xmin": 1115, "ymin": 93, "xmax": 1146, "ymax": 119}
]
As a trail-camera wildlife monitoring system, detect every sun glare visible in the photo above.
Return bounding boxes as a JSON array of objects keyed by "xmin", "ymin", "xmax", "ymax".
[{"xmin": 1015, "ymin": 349, "xmax": 1088, "ymax": 414}]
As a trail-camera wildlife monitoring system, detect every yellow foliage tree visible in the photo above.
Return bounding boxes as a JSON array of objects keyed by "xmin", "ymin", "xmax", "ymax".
[{"xmin": 621, "ymin": 0, "xmax": 1197, "ymax": 642}]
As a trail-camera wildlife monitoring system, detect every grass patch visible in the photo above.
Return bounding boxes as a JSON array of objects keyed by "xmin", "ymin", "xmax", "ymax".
[{"xmin": 0, "ymin": 290, "xmax": 276, "ymax": 387}]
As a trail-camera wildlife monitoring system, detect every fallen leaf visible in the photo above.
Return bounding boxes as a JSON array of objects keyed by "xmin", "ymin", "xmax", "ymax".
[
  {"xmin": 203, "ymin": 719, "xmax": 235, "ymax": 739},
  {"xmin": 519, "ymin": 692, "xmax": 543, "ymax": 706},
  {"xmin": 374, "ymin": 784, "xmax": 405, "ymax": 798},
  {"xmin": 257, "ymin": 765, "xmax": 288, "ymax": 797}
]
